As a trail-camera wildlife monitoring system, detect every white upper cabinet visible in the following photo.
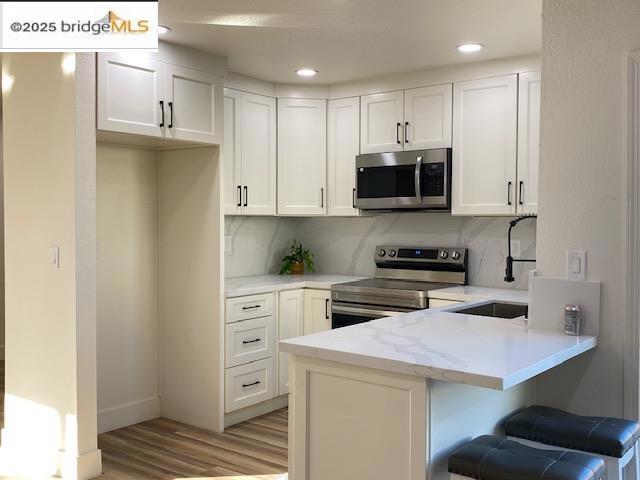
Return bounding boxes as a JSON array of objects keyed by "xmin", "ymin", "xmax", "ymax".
[
  {"xmin": 98, "ymin": 53, "xmax": 165, "ymax": 138},
  {"xmin": 277, "ymin": 98, "xmax": 327, "ymax": 216},
  {"xmin": 164, "ymin": 65, "xmax": 220, "ymax": 144},
  {"xmin": 97, "ymin": 53, "xmax": 222, "ymax": 145},
  {"xmin": 452, "ymin": 74, "xmax": 518, "ymax": 216},
  {"xmin": 404, "ymin": 84, "xmax": 452, "ymax": 150},
  {"xmin": 327, "ymin": 97, "xmax": 360, "ymax": 216},
  {"xmin": 223, "ymin": 90, "xmax": 242, "ymax": 215},
  {"xmin": 517, "ymin": 71, "xmax": 541, "ymax": 214},
  {"xmin": 223, "ymin": 89, "xmax": 277, "ymax": 216},
  {"xmin": 360, "ymin": 91, "xmax": 404, "ymax": 154},
  {"xmin": 241, "ymin": 93, "xmax": 278, "ymax": 215}
]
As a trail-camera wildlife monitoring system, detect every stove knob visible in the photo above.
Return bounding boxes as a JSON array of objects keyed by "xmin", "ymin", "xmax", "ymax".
[
  {"xmin": 451, "ymin": 251, "xmax": 461, "ymax": 260},
  {"xmin": 378, "ymin": 249, "xmax": 386, "ymax": 257},
  {"xmin": 439, "ymin": 250, "xmax": 449, "ymax": 260},
  {"xmin": 388, "ymin": 249, "xmax": 397, "ymax": 257}
]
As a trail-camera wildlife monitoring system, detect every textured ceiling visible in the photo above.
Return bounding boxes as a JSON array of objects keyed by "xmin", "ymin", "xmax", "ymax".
[{"xmin": 159, "ymin": 0, "xmax": 542, "ymax": 84}]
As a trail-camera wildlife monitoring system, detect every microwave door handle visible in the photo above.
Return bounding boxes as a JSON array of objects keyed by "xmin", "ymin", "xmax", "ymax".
[{"xmin": 414, "ymin": 156, "xmax": 423, "ymax": 202}]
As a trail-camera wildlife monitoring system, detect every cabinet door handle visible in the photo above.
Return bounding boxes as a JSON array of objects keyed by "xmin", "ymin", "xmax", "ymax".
[
  {"xmin": 159, "ymin": 101, "xmax": 165, "ymax": 127},
  {"xmin": 507, "ymin": 181, "xmax": 513, "ymax": 206},
  {"xmin": 519, "ymin": 181, "xmax": 524, "ymax": 206},
  {"xmin": 242, "ymin": 304, "xmax": 260, "ymax": 310},
  {"xmin": 405, "ymin": 121, "xmax": 409, "ymax": 144},
  {"xmin": 242, "ymin": 338, "xmax": 261, "ymax": 344},
  {"xmin": 352, "ymin": 188, "xmax": 356, "ymax": 209},
  {"xmin": 325, "ymin": 298, "xmax": 330, "ymax": 319},
  {"xmin": 168, "ymin": 101, "xmax": 174, "ymax": 128},
  {"xmin": 396, "ymin": 122, "xmax": 402, "ymax": 144},
  {"xmin": 237, "ymin": 185, "xmax": 242, "ymax": 207},
  {"xmin": 244, "ymin": 186, "xmax": 248, "ymax": 207},
  {"xmin": 242, "ymin": 380, "xmax": 261, "ymax": 388},
  {"xmin": 320, "ymin": 188, "xmax": 324, "ymax": 208}
]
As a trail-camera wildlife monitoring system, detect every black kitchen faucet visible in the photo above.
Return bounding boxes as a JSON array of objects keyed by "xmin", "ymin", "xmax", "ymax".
[{"xmin": 504, "ymin": 214, "xmax": 537, "ymax": 282}]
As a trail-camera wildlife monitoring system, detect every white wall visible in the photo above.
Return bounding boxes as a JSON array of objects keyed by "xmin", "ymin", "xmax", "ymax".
[
  {"xmin": 534, "ymin": 0, "xmax": 640, "ymax": 417},
  {"xmin": 225, "ymin": 214, "xmax": 536, "ymax": 289},
  {"xmin": 96, "ymin": 145, "xmax": 160, "ymax": 433},
  {"xmin": 0, "ymin": 53, "xmax": 101, "ymax": 479}
]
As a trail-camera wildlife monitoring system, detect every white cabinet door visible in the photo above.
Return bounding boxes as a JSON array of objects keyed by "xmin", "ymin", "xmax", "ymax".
[
  {"xmin": 277, "ymin": 98, "xmax": 327, "ymax": 215},
  {"xmin": 164, "ymin": 64, "xmax": 220, "ymax": 144},
  {"xmin": 223, "ymin": 89, "xmax": 242, "ymax": 215},
  {"xmin": 241, "ymin": 92, "xmax": 277, "ymax": 215},
  {"xmin": 452, "ymin": 75, "xmax": 518, "ymax": 216},
  {"xmin": 97, "ymin": 53, "xmax": 165, "ymax": 137},
  {"xmin": 404, "ymin": 84, "xmax": 452, "ymax": 150},
  {"xmin": 517, "ymin": 71, "xmax": 541, "ymax": 215},
  {"xmin": 360, "ymin": 91, "xmax": 404, "ymax": 154},
  {"xmin": 328, "ymin": 97, "xmax": 360, "ymax": 216},
  {"xmin": 304, "ymin": 289, "xmax": 331, "ymax": 334},
  {"xmin": 278, "ymin": 289, "xmax": 304, "ymax": 395}
]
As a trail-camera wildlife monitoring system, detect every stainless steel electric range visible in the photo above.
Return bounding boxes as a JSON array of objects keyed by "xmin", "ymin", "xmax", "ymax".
[{"xmin": 331, "ymin": 245, "xmax": 468, "ymax": 329}]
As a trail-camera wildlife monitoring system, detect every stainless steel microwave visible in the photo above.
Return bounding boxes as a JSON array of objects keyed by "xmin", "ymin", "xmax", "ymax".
[{"xmin": 354, "ymin": 148, "xmax": 452, "ymax": 210}]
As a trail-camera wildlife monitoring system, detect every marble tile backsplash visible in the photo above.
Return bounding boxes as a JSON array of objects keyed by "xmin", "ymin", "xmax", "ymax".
[{"xmin": 225, "ymin": 212, "xmax": 536, "ymax": 289}]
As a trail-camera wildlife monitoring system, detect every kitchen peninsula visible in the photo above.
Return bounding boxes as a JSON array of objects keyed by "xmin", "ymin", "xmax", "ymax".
[{"xmin": 280, "ymin": 294, "xmax": 598, "ymax": 480}]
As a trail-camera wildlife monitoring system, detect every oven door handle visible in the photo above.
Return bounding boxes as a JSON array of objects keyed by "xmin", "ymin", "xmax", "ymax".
[
  {"xmin": 414, "ymin": 155, "xmax": 423, "ymax": 202},
  {"xmin": 332, "ymin": 305, "xmax": 405, "ymax": 318}
]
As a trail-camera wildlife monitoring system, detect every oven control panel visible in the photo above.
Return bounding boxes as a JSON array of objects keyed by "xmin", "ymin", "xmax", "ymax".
[{"xmin": 375, "ymin": 246, "xmax": 466, "ymax": 265}]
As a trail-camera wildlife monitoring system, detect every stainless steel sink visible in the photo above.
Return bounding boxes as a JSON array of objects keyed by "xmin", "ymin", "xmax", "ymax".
[{"xmin": 450, "ymin": 302, "xmax": 528, "ymax": 319}]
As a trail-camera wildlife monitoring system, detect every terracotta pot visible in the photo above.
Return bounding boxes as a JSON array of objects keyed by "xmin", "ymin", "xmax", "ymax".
[{"xmin": 291, "ymin": 262, "xmax": 305, "ymax": 274}]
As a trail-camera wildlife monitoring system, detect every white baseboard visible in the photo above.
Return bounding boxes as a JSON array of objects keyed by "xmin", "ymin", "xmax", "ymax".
[
  {"xmin": 98, "ymin": 396, "xmax": 160, "ymax": 434},
  {"xmin": 224, "ymin": 394, "xmax": 288, "ymax": 429},
  {"xmin": 61, "ymin": 448, "xmax": 103, "ymax": 480}
]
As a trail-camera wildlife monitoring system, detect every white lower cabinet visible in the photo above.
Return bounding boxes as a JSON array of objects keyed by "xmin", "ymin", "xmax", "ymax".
[
  {"xmin": 225, "ymin": 316, "xmax": 274, "ymax": 368},
  {"xmin": 225, "ymin": 358, "xmax": 275, "ymax": 413},
  {"xmin": 304, "ymin": 289, "xmax": 332, "ymax": 334},
  {"xmin": 278, "ymin": 289, "xmax": 305, "ymax": 395}
]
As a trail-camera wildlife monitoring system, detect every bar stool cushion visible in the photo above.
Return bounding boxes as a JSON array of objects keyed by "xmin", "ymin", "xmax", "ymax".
[
  {"xmin": 505, "ymin": 405, "xmax": 640, "ymax": 458},
  {"xmin": 448, "ymin": 435, "xmax": 605, "ymax": 480}
]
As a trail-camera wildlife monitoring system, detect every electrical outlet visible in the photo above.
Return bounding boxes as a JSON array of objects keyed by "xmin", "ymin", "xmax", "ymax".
[
  {"xmin": 567, "ymin": 250, "xmax": 586, "ymax": 281},
  {"xmin": 225, "ymin": 236, "xmax": 233, "ymax": 252},
  {"xmin": 510, "ymin": 240, "xmax": 522, "ymax": 259}
]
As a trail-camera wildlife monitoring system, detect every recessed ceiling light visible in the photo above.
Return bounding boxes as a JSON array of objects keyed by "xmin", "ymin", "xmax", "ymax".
[
  {"xmin": 158, "ymin": 25, "xmax": 172, "ymax": 35},
  {"xmin": 457, "ymin": 43, "xmax": 483, "ymax": 53},
  {"xmin": 296, "ymin": 68, "xmax": 317, "ymax": 78}
]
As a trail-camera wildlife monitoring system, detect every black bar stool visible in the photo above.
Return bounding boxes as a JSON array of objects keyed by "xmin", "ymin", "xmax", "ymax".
[
  {"xmin": 448, "ymin": 435, "xmax": 605, "ymax": 480},
  {"xmin": 505, "ymin": 406, "xmax": 640, "ymax": 480}
]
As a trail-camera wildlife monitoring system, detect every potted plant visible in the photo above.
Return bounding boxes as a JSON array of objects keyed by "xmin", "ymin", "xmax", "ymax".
[{"xmin": 280, "ymin": 240, "xmax": 315, "ymax": 275}]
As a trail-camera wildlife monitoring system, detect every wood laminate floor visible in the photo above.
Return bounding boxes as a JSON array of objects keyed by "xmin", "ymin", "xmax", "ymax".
[
  {"xmin": 98, "ymin": 409, "xmax": 289, "ymax": 480},
  {"xmin": 0, "ymin": 360, "xmax": 288, "ymax": 479}
]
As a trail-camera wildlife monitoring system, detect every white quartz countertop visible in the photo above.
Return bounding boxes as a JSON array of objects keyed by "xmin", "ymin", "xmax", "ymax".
[
  {"xmin": 428, "ymin": 285, "xmax": 529, "ymax": 304},
  {"xmin": 280, "ymin": 292, "xmax": 597, "ymax": 390},
  {"xmin": 225, "ymin": 274, "xmax": 366, "ymax": 298}
]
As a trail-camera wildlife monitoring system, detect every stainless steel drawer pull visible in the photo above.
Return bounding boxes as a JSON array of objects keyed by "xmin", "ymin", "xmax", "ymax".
[
  {"xmin": 242, "ymin": 305, "xmax": 261, "ymax": 310},
  {"xmin": 242, "ymin": 380, "xmax": 261, "ymax": 388},
  {"xmin": 242, "ymin": 338, "xmax": 261, "ymax": 344}
]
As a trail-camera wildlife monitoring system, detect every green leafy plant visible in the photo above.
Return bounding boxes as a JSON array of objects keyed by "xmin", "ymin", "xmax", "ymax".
[{"xmin": 280, "ymin": 239, "xmax": 315, "ymax": 274}]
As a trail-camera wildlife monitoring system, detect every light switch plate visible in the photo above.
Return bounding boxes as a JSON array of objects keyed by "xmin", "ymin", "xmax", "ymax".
[
  {"xmin": 567, "ymin": 250, "xmax": 586, "ymax": 281},
  {"xmin": 50, "ymin": 245, "xmax": 60, "ymax": 269}
]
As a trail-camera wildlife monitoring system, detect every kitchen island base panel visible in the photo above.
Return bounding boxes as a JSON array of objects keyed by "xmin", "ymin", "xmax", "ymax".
[{"xmin": 288, "ymin": 355, "xmax": 531, "ymax": 480}]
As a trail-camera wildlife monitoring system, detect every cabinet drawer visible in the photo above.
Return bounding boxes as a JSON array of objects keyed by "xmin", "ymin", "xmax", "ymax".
[
  {"xmin": 225, "ymin": 358, "xmax": 275, "ymax": 413},
  {"xmin": 226, "ymin": 293, "xmax": 274, "ymax": 323},
  {"xmin": 226, "ymin": 316, "xmax": 274, "ymax": 368}
]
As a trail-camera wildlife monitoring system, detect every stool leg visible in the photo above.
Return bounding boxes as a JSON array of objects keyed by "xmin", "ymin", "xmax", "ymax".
[
  {"xmin": 605, "ymin": 456, "xmax": 623, "ymax": 480},
  {"xmin": 625, "ymin": 442, "xmax": 639, "ymax": 480}
]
